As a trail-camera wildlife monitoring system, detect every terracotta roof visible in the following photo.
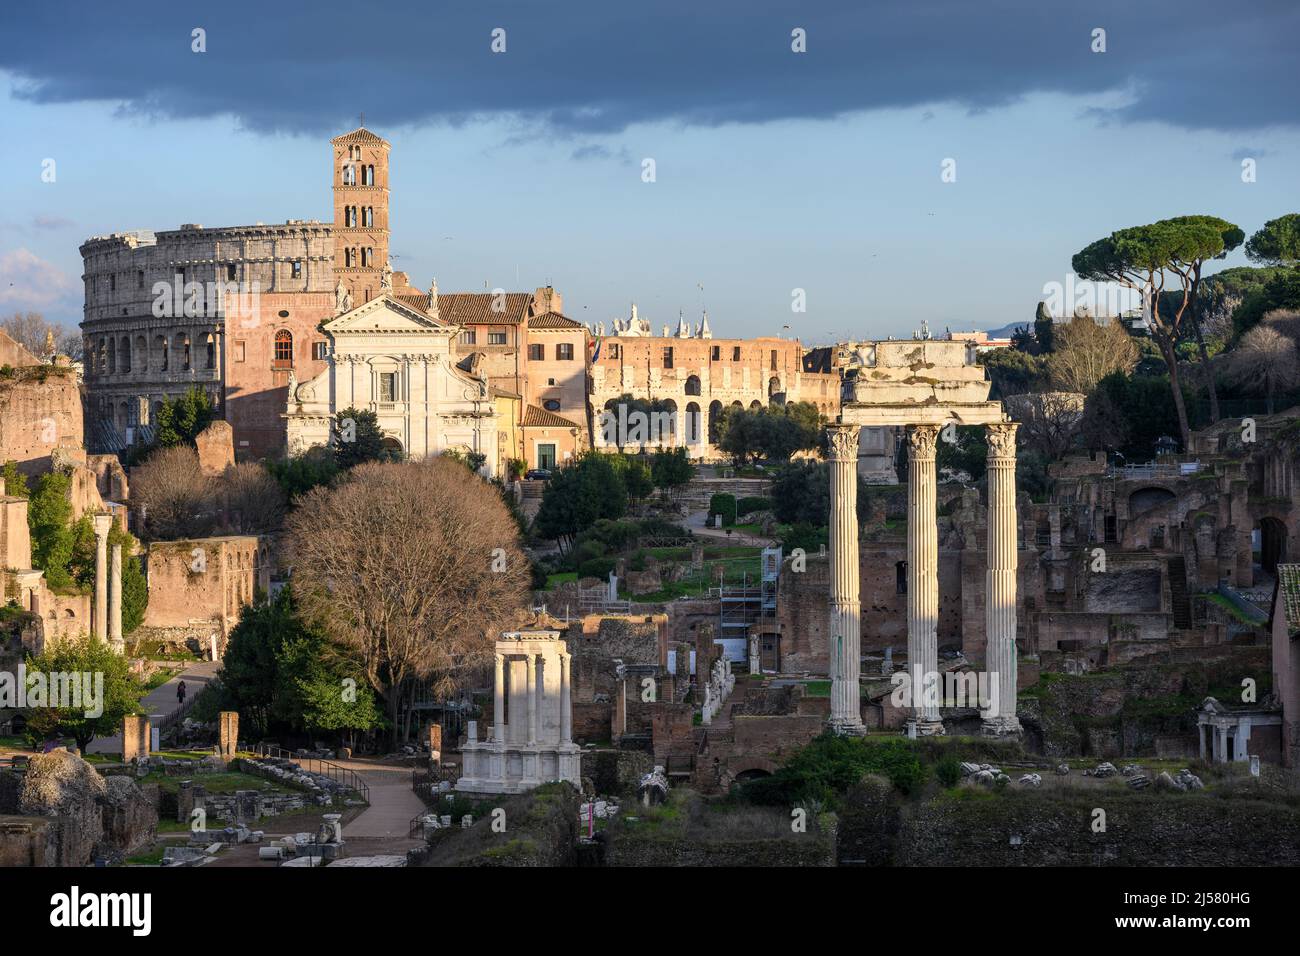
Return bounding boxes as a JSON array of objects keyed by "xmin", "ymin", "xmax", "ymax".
[
  {"xmin": 1277, "ymin": 564, "xmax": 1300, "ymax": 632},
  {"xmin": 528, "ymin": 311, "xmax": 585, "ymax": 330},
  {"xmin": 332, "ymin": 127, "xmax": 390, "ymax": 146},
  {"xmin": 522, "ymin": 405, "xmax": 582, "ymax": 429},
  {"xmin": 396, "ymin": 291, "xmax": 536, "ymax": 325}
]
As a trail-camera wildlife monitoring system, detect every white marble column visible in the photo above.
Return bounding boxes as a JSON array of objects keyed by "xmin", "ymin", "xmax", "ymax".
[
  {"xmin": 92, "ymin": 514, "xmax": 113, "ymax": 641},
  {"xmin": 493, "ymin": 653, "xmax": 505, "ymax": 741},
  {"xmin": 827, "ymin": 423, "xmax": 865, "ymax": 734},
  {"xmin": 108, "ymin": 543, "xmax": 124, "ymax": 652},
  {"xmin": 906, "ymin": 425, "xmax": 944, "ymax": 735},
  {"xmin": 526, "ymin": 653, "xmax": 538, "ymax": 745},
  {"xmin": 982, "ymin": 422, "xmax": 1021, "ymax": 735},
  {"xmin": 560, "ymin": 652, "xmax": 572, "ymax": 744}
]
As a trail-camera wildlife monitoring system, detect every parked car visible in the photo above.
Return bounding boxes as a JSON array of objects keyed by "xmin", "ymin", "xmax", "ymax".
[{"xmin": 525, "ymin": 468, "xmax": 552, "ymax": 481}]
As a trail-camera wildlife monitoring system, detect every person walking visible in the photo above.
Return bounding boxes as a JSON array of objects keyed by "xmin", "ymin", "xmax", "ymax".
[{"xmin": 176, "ymin": 680, "xmax": 187, "ymax": 707}]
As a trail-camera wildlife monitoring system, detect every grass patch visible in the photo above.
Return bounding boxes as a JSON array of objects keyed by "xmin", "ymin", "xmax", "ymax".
[{"xmin": 544, "ymin": 571, "xmax": 577, "ymax": 589}]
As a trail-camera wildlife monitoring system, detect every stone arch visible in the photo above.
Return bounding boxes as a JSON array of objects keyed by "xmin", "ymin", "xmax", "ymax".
[
  {"xmin": 660, "ymin": 398, "xmax": 678, "ymax": 442},
  {"xmin": 1128, "ymin": 486, "xmax": 1176, "ymax": 516},
  {"xmin": 768, "ymin": 376, "xmax": 786, "ymax": 404},
  {"xmin": 725, "ymin": 757, "xmax": 779, "ymax": 787},
  {"xmin": 1259, "ymin": 516, "xmax": 1288, "ymax": 575},
  {"xmin": 685, "ymin": 374, "xmax": 701, "ymax": 396},
  {"xmin": 686, "ymin": 401, "xmax": 701, "ymax": 444},
  {"xmin": 708, "ymin": 400, "xmax": 723, "ymax": 444},
  {"xmin": 135, "ymin": 335, "xmax": 148, "ymax": 373},
  {"xmin": 119, "ymin": 336, "xmax": 131, "ymax": 373},
  {"xmin": 380, "ymin": 436, "xmax": 405, "ymax": 460},
  {"xmin": 748, "ymin": 399, "xmax": 763, "ymax": 410},
  {"xmin": 152, "ymin": 335, "xmax": 169, "ymax": 372}
]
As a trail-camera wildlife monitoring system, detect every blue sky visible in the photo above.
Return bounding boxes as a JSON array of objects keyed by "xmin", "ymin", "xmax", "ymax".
[{"xmin": 2, "ymin": 1, "xmax": 1297, "ymax": 342}]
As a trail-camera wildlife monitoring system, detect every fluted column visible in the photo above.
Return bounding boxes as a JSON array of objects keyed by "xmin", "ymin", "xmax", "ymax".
[
  {"xmin": 92, "ymin": 514, "xmax": 113, "ymax": 642},
  {"xmin": 907, "ymin": 425, "xmax": 945, "ymax": 735},
  {"xmin": 560, "ymin": 652, "xmax": 572, "ymax": 744},
  {"xmin": 493, "ymin": 653, "xmax": 505, "ymax": 742},
  {"xmin": 983, "ymin": 422, "xmax": 1022, "ymax": 735},
  {"xmin": 826, "ymin": 423, "xmax": 865, "ymax": 734},
  {"xmin": 109, "ymin": 543, "xmax": 124, "ymax": 652},
  {"xmin": 526, "ymin": 653, "xmax": 538, "ymax": 745}
]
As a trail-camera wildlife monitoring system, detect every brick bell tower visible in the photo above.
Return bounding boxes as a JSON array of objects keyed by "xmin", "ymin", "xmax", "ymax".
[{"xmin": 331, "ymin": 126, "xmax": 391, "ymax": 305}]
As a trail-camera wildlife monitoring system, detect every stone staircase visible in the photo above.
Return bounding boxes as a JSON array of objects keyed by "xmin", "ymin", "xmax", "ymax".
[{"xmin": 1167, "ymin": 556, "xmax": 1192, "ymax": 629}]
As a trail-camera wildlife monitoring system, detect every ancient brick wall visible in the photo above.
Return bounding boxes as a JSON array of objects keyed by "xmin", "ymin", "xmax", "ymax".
[{"xmin": 0, "ymin": 368, "xmax": 83, "ymax": 475}]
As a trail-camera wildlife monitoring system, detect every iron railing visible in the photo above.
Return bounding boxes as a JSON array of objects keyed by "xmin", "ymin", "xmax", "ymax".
[{"xmin": 251, "ymin": 744, "xmax": 370, "ymax": 803}]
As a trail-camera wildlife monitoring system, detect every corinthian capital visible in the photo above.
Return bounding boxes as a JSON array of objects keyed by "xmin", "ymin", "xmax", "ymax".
[
  {"xmin": 986, "ymin": 422, "xmax": 1019, "ymax": 459},
  {"xmin": 906, "ymin": 424, "xmax": 940, "ymax": 460},
  {"xmin": 826, "ymin": 423, "xmax": 859, "ymax": 461}
]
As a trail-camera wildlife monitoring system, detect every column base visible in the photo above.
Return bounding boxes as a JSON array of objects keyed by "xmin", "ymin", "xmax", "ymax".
[
  {"xmin": 980, "ymin": 716, "xmax": 1023, "ymax": 737},
  {"xmin": 914, "ymin": 718, "xmax": 946, "ymax": 737},
  {"xmin": 827, "ymin": 716, "xmax": 867, "ymax": 737}
]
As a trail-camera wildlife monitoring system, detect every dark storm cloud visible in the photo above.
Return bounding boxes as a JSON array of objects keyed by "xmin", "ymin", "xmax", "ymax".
[{"xmin": 0, "ymin": 0, "xmax": 1295, "ymax": 134}]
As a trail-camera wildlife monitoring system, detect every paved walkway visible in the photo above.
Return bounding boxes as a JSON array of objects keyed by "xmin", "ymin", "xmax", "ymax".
[
  {"xmin": 331, "ymin": 757, "xmax": 428, "ymax": 841},
  {"xmin": 88, "ymin": 660, "xmax": 221, "ymax": 754}
]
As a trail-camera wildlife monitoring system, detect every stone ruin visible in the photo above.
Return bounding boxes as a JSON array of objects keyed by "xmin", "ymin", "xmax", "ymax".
[
  {"xmin": 0, "ymin": 749, "xmax": 156, "ymax": 866},
  {"xmin": 637, "ymin": 766, "xmax": 669, "ymax": 807}
]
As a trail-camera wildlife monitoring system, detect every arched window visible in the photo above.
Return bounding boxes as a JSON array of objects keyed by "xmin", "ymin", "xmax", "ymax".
[
  {"xmin": 274, "ymin": 329, "xmax": 293, "ymax": 366},
  {"xmin": 685, "ymin": 374, "xmax": 701, "ymax": 396},
  {"xmin": 342, "ymin": 164, "xmax": 356, "ymax": 185}
]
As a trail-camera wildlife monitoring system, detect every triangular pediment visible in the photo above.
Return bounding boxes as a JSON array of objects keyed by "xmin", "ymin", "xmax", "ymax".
[{"xmin": 323, "ymin": 294, "xmax": 452, "ymax": 334}]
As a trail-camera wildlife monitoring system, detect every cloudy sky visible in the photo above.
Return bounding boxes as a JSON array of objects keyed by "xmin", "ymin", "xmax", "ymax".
[{"xmin": 2, "ymin": 0, "xmax": 1297, "ymax": 341}]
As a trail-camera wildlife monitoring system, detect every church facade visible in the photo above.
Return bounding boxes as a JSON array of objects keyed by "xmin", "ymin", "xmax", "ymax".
[{"xmin": 283, "ymin": 295, "xmax": 500, "ymax": 472}]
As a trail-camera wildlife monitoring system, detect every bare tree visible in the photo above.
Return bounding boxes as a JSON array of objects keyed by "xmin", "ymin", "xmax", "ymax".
[
  {"xmin": 2, "ymin": 311, "xmax": 64, "ymax": 357},
  {"xmin": 129, "ymin": 445, "xmax": 215, "ymax": 540},
  {"xmin": 1007, "ymin": 391, "xmax": 1085, "ymax": 462},
  {"xmin": 285, "ymin": 458, "xmax": 530, "ymax": 742},
  {"xmin": 1046, "ymin": 315, "xmax": 1139, "ymax": 394},
  {"xmin": 217, "ymin": 462, "xmax": 287, "ymax": 533},
  {"xmin": 1226, "ymin": 312, "xmax": 1300, "ymax": 414}
]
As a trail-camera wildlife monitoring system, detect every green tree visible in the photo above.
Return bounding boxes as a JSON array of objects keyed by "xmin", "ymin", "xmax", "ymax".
[
  {"xmin": 1245, "ymin": 213, "xmax": 1300, "ymax": 268},
  {"xmin": 1232, "ymin": 269, "xmax": 1300, "ymax": 337},
  {"xmin": 1033, "ymin": 300, "xmax": 1055, "ymax": 354},
  {"xmin": 769, "ymin": 460, "xmax": 869, "ymax": 527},
  {"xmin": 936, "ymin": 425, "xmax": 988, "ymax": 482},
  {"xmin": 979, "ymin": 348, "xmax": 1047, "ymax": 398},
  {"xmin": 278, "ymin": 634, "xmax": 383, "ymax": 745},
  {"xmin": 265, "ymin": 449, "xmax": 340, "ymax": 499},
  {"xmin": 1073, "ymin": 216, "xmax": 1242, "ymax": 448},
  {"xmin": 611, "ymin": 456, "xmax": 653, "ymax": 503},
  {"xmin": 534, "ymin": 453, "xmax": 628, "ymax": 551},
  {"xmin": 1, "ymin": 460, "xmax": 29, "ymax": 498},
  {"xmin": 650, "ymin": 447, "xmax": 695, "ymax": 495},
  {"xmin": 154, "ymin": 387, "xmax": 216, "ymax": 447},
  {"xmin": 23, "ymin": 637, "xmax": 143, "ymax": 750},
  {"xmin": 332, "ymin": 407, "xmax": 389, "ymax": 469},
  {"xmin": 718, "ymin": 402, "xmax": 822, "ymax": 464},
  {"xmin": 27, "ymin": 471, "xmax": 77, "ymax": 590}
]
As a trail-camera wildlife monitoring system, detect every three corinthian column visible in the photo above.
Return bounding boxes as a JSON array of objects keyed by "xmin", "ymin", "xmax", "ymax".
[{"xmin": 825, "ymin": 419, "xmax": 1020, "ymax": 737}]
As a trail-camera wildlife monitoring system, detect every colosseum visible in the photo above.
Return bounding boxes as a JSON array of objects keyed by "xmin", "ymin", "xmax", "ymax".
[{"xmin": 80, "ymin": 128, "xmax": 392, "ymax": 460}]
